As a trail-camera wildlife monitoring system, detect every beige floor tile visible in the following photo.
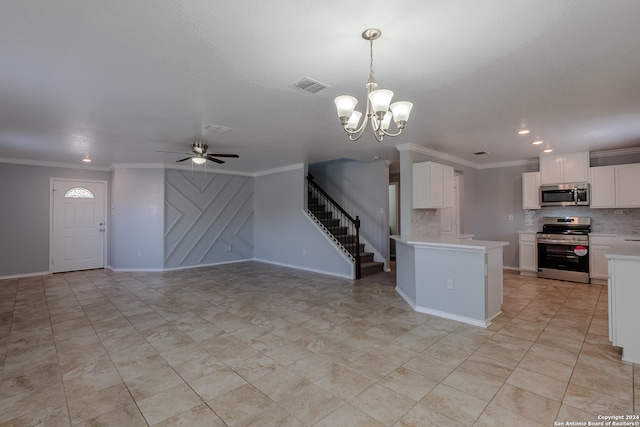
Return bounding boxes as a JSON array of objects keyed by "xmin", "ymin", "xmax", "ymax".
[
  {"xmin": 402, "ymin": 353, "xmax": 457, "ymax": 382},
  {"xmin": 555, "ymin": 403, "xmax": 600, "ymax": 424},
  {"xmin": 251, "ymin": 366, "xmax": 310, "ymax": 402},
  {"xmin": 379, "ymin": 366, "xmax": 439, "ymax": 402},
  {"xmin": 474, "ymin": 402, "xmax": 546, "ymax": 427},
  {"xmin": 313, "ymin": 364, "xmax": 374, "ymax": 400},
  {"xmin": 152, "ymin": 403, "xmax": 226, "ymax": 427},
  {"xmin": 315, "ymin": 404, "xmax": 385, "ymax": 427},
  {"xmin": 136, "ymin": 382, "xmax": 203, "ymax": 425},
  {"xmin": 1, "ymin": 263, "xmax": 637, "ymax": 427},
  {"xmin": 517, "ymin": 352, "xmax": 574, "ymax": 382},
  {"xmin": 277, "ymin": 383, "xmax": 343, "ymax": 425},
  {"xmin": 419, "ymin": 383, "xmax": 488, "ymax": 425},
  {"xmin": 563, "ymin": 382, "xmax": 634, "ymax": 415},
  {"xmin": 507, "ymin": 366, "xmax": 568, "ymax": 401},
  {"xmin": 493, "ymin": 383, "xmax": 561, "ymax": 425},
  {"xmin": 442, "ymin": 367, "xmax": 504, "ymax": 401},
  {"xmin": 393, "ymin": 403, "xmax": 464, "ymax": 427},
  {"xmin": 350, "ymin": 383, "xmax": 416, "ymax": 426},
  {"xmin": 186, "ymin": 366, "xmax": 247, "ymax": 401}
]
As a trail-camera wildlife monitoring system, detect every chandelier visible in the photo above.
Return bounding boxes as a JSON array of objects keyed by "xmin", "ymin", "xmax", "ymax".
[{"xmin": 334, "ymin": 28, "xmax": 413, "ymax": 142}]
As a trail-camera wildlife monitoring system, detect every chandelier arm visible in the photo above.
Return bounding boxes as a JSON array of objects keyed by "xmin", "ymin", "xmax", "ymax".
[{"xmin": 379, "ymin": 128, "xmax": 403, "ymax": 137}]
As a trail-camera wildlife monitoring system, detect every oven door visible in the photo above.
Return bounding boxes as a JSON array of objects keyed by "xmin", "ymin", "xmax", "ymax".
[{"xmin": 537, "ymin": 241, "xmax": 589, "ymax": 273}]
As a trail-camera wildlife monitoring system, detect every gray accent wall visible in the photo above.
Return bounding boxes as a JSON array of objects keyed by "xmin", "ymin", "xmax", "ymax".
[
  {"xmin": 111, "ymin": 168, "xmax": 164, "ymax": 270},
  {"xmin": 164, "ymin": 169, "xmax": 253, "ymax": 268},
  {"xmin": 308, "ymin": 159, "xmax": 389, "ymax": 263},
  {"xmin": 0, "ymin": 163, "xmax": 110, "ymax": 277},
  {"xmin": 254, "ymin": 165, "xmax": 352, "ymax": 277}
]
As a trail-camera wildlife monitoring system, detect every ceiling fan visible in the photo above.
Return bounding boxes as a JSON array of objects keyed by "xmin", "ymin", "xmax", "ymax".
[{"xmin": 158, "ymin": 142, "xmax": 239, "ymax": 164}]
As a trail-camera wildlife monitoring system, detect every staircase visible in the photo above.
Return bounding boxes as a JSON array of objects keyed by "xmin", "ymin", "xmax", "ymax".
[{"xmin": 306, "ymin": 181, "xmax": 385, "ymax": 279}]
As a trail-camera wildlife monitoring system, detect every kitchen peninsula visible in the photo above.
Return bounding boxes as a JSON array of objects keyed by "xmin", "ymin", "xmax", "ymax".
[
  {"xmin": 391, "ymin": 235, "xmax": 509, "ymax": 328},
  {"xmin": 605, "ymin": 235, "xmax": 640, "ymax": 364}
]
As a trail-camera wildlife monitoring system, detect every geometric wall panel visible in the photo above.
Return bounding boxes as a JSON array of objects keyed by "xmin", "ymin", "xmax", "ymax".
[{"xmin": 164, "ymin": 170, "xmax": 254, "ymax": 268}]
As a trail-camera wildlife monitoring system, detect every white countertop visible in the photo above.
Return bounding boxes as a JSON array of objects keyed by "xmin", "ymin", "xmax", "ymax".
[
  {"xmin": 605, "ymin": 235, "xmax": 640, "ymax": 260},
  {"xmin": 391, "ymin": 234, "xmax": 509, "ymax": 251}
]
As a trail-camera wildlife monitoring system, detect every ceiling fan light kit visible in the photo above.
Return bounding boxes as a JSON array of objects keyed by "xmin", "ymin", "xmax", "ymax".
[
  {"xmin": 334, "ymin": 28, "xmax": 413, "ymax": 142},
  {"xmin": 156, "ymin": 141, "xmax": 239, "ymax": 165}
]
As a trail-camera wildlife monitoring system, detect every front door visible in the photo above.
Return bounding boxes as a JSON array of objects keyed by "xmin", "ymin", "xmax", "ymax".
[{"xmin": 51, "ymin": 179, "xmax": 106, "ymax": 273}]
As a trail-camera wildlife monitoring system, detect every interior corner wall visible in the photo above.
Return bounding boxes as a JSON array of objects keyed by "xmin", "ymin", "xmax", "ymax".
[
  {"xmin": 308, "ymin": 159, "xmax": 389, "ymax": 262},
  {"xmin": 111, "ymin": 168, "xmax": 164, "ymax": 270},
  {"xmin": 474, "ymin": 165, "xmax": 531, "ymax": 269},
  {"xmin": 0, "ymin": 163, "xmax": 111, "ymax": 277},
  {"xmin": 164, "ymin": 169, "xmax": 254, "ymax": 268},
  {"xmin": 253, "ymin": 166, "xmax": 352, "ymax": 277}
]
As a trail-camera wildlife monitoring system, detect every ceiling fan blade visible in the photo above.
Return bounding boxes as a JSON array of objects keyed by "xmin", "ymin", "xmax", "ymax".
[
  {"xmin": 176, "ymin": 157, "xmax": 192, "ymax": 162},
  {"xmin": 155, "ymin": 150, "xmax": 191, "ymax": 154},
  {"xmin": 206, "ymin": 155, "xmax": 225, "ymax": 164},
  {"xmin": 207, "ymin": 153, "xmax": 239, "ymax": 158}
]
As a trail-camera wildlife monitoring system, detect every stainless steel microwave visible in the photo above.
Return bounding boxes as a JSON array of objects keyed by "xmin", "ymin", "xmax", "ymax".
[{"xmin": 540, "ymin": 183, "xmax": 590, "ymax": 207}]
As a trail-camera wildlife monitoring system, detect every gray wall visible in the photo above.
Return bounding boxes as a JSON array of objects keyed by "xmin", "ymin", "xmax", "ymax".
[
  {"xmin": 111, "ymin": 168, "xmax": 165, "ymax": 270},
  {"xmin": 474, "ymin": 164, "xmax": 531, "ymax": 268},
  {"xmin": 0, "ymin": 163, "xmax": 110, "ymax": 277},
  {"xmin": 254, "ymin": 165, "xmax": 352, "ymax": 277},
  {"xmin": 308, "ymin": 159, "xmax": 389, "ymax": 263},
  {"xmin": 164, "ymin": 169, "xmax": 253, "ymax": 268}
]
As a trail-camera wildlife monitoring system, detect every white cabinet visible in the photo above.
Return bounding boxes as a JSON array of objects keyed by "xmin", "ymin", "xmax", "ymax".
[
  {"xmin": 590, "ymin": 163, "xmax": 640, "ymax": 208},
  {"xmin": 522, "ymin": 172, "xmax": 540, "ymax": 209},
  {"xmin": 539, "ymin": 152, "xmax": 589, "ymax": 184},
  {"xmin": 589, "ymin": 234, "xmax": 615, "ymax": 284},
  {"xmin": 413, "ymin": 161, "xmax": 454, "ymax": 209},
  {"xmin": 518, "ymin": 232, "xmax": 538, "ymax": 276},
  {"xmin": 615, "ymin": 163, "xmax": 640, "ymax": 207},
  {"xmin": 590, "ymin": 166, "xmax": 616, "ymax": 208}
]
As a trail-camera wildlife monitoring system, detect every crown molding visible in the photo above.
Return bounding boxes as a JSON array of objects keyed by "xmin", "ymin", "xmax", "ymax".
[
  {"xmin": 253, "ymin": 163, "xmax": 304, "ymax": 177},
  {"xmin": 395, "ymin": 143, "xmax": 478, "ymax": 168},
  {"xmin": 0, "ymin": 157, "xmax": 111, "ymax": 171}
]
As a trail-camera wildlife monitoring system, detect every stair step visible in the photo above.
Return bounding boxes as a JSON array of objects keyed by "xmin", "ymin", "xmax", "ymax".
[
  {"xmin": 360, "ymin": 261, "xmax": 385, "ymax": 276},
  {"xmin": 336, "ymin": 234, "xmax": 357, "ymax": 244},
  {"xmin": 360, "ymin": 251, "xmax": 374, "ymax": 263}
]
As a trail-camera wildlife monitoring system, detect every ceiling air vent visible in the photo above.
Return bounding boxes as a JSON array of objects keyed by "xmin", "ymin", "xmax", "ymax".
[
  {"xmin": 290, "ymin": 77, "xmax": 329, "ymax": 94},
  {"xmin": 204, "ymin": 124, "xmax": 232, "ymax": 134},
  {"xmin": 474, "ymin": 151, "xmax": 489, "ymax": 155}
]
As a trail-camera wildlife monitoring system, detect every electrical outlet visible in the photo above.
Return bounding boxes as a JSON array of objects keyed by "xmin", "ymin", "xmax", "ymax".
[
  {"xmin": 137, "ymin": 249, "xmax": 142, "ymax": 256},
  {"xmin": 614, "ymin": 209, "xmax": 623, "ymax": 215},
  {"xmin": 508, "ymin": 214, "xmax": 514, "ymax": 221},
  {"xmin": 302, "ymin": 248, "xmax": 307, "ymax": 255},
  {"xmin": 447, "ymin": 279, "xmax": 454, "ymax": 290}
]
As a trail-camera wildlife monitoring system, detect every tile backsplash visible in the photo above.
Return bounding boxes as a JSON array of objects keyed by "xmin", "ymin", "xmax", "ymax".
[
  {"xmin": 528, "ymin": 207, "xmax": 640, "ymax": 235},
  {"xmin": 411, "ymin": 209, "xmax": 441, "ymax": 235}
]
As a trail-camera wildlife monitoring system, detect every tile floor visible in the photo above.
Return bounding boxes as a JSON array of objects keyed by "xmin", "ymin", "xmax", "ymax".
[{"xmin": 0, "ymin": 262, "xmax": 637, "ymax": 426}]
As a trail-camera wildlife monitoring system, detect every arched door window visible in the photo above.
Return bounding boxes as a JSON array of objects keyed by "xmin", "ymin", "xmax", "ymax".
[{"xmin": 64, "ymin": 187, "xmax": 94, "ymax": 199}]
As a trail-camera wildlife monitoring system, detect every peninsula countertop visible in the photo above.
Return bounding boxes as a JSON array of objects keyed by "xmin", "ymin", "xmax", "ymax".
[
  {"xmin": 605, "ymin": 235, "xmax": 640, "ymax": 261},
  {"xmin": 391, "ymin": 234, "xmax": 509, "ymax": 251}
]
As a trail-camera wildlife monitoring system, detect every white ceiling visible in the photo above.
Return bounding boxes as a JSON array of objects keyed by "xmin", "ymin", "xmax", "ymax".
[{"xmin": 2, "ymin": 1, "xmax": 640, "ymax": 173}]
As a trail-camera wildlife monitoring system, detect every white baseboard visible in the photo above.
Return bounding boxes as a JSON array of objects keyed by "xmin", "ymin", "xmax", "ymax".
[
  {"xmin": 0, "ymin": 271, "xmax": 49, "ymax": 280},
  {"xmin": 253, "ymin": 258, "xmax": 353, "ymax": 279},
  {"xmin": 395, "ymin": 285, "xmax": 492, "ymax": 328}
]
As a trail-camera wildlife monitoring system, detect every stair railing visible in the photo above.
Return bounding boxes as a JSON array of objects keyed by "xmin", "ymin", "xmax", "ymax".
[{"xmin": 306, "ymin": 174, "xmax": 361, "ymax": 279}]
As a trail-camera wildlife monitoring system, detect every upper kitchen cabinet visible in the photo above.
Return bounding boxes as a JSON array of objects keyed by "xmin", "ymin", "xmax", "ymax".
[
  {"xmin": 590, "ymin": 163, "xmax": 640, "ymax": 208},
  {"xmin": 413, "ymin": 161, "xmax": 454, "ymax": 209},
  {"xmin": 522, "ymin": 172, "xmax": 541, "ymax": 209},
  {"xmin": 539, "ymin": 152, "xmax": 589, "ymax": 185}
]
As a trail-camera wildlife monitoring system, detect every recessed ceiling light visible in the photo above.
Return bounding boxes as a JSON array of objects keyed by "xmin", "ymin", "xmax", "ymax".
[
  {"xmin": 531, "ymin": 139, "xmax": 543, "ymax": 145},
  {"xmin": 82, "ymin": 157, "xmax": 92, "ymax": 163},
  {"xmin": 543, "ymin": 148, "xmax": 553, "ymax": 153},
  {"xmin": 518, "ymin": 129, "xmax": 531, "ymax": 135}
]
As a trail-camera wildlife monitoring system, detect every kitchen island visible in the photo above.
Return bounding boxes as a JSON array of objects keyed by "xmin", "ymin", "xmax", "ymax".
[
  {"xmin": 605, "ymin": 235, "xmax": 640, "ymax": 364},
  {"xmin": 391, "ymin": 235, "xmax": 509, "ymax": 327}
]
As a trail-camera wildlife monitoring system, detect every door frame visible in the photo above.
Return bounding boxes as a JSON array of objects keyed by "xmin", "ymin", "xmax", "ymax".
[{"xmin": 49, "ymin": 178, "xmax": 108, "ymax": 274}]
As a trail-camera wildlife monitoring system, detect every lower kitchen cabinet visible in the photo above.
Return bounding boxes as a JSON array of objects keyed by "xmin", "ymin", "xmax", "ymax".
[
  {"xmin": 589, "ymin": 234, "xmax": 616, "ymax": 284},
  {"xmin": 518, "ymin": 231, "xmax": 538, "ymax": 276}
]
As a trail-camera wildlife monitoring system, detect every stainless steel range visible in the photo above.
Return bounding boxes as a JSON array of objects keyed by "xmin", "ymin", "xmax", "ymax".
[{"xmin": 537, "ymin": 217, "xmax": 591, "ymax": 283}]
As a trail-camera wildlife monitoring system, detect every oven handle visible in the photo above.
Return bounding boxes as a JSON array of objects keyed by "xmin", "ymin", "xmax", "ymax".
[{"xmin": 538, "ymin": 239, "xmax": 588, "ymax": 245}]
